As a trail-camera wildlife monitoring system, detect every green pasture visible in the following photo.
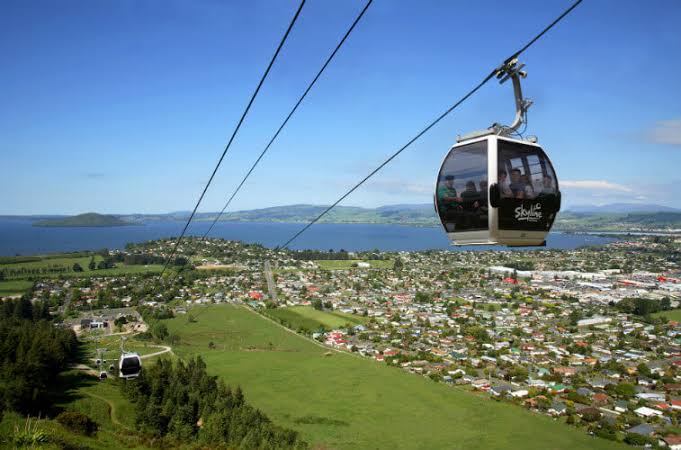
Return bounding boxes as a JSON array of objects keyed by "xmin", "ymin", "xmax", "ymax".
[
  {"xmin": 652, "ymin": 309, "xmax": 681, "ymax": 322},
  {"xmin": 0, "ymin": 279, "xmax": 33, "ymax": 296},
  {"xmin": 269, "ymin": 306, "xmax": 367, "ymax": 331},
  {"xmin": 0, "ymin": 253, "xmax": 164, "ymax": 281},
  {"xmin": 162, "ymin": 304, "xmax": 625, "ymax": 450},
  {"xmin": 314, "ymin": 259, "xmax": 394, "ymax": 270}
]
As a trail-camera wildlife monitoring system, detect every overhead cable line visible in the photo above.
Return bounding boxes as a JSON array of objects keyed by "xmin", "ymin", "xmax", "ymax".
[
  {"xmin": 160, "ymin": 0, "xmax": 306, "ymax": 276},
  {"xmin": 168, "ymin": 0, "xmax": 373, "ymax": 284},
  {"xmin": 279, "ymin": 0, "xmax": 583, "ymax": 249},
  {"xmin": 202, "ymin": 0, "xmax": 373, "ymax": 241}
]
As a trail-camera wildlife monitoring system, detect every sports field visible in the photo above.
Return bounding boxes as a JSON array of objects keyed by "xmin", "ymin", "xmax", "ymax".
[{"xmin": 163, "ymin": 304, "xmax": 625, "ymax": 450}]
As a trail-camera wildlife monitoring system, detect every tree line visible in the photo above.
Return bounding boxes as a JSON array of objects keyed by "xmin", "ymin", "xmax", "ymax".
[
  {"xmin": 0, "ymin": 265, "xmax": 72, "ymax": 279},
  {"xmin": 0, "ymin": 297, "xmax": 77, "ymax": 416},
  {"xmin": 121, "ymin": 357, "xmax": 307, "ymax": 449},
  {"xmin": 290, "ymin": 249, "xmax": 388, "ymax": 261},
  {"xmin": 111, "ymin": 253, "xmax": 187, "ymax": 267},
  {"xmin": 615, "ymin": 296, "xmax": 672, "ymax": 316}
]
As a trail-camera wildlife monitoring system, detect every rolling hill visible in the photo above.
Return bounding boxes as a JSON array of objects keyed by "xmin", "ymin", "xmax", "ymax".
[{"xmin": 33, "ymin": 213, "xmax": 134, "ymax": 227}]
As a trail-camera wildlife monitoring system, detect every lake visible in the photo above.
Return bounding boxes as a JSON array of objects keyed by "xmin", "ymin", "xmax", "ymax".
[{"xmin": 0, "ymin": 218, "xmax": 617, "ymax": 256}]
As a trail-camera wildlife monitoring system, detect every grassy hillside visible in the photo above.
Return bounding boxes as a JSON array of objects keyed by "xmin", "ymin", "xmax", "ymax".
[
  {"xmin": 33, "ymin": 213, "xmax": 134, "ymax": 227},
  {"xmin": 163, "ymin": 304, "xmax": 625, "ymax": 450}
]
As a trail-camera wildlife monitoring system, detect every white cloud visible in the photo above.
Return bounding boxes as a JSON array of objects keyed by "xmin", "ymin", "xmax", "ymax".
[
  {"xmin": 366, "ymin": 179, "xmax": 432, "ymax": 195},
  {"xmin": 560, "ymin": 180, "xmax": 633, "ymax": 193},
  {"xmin": 648, "ymin": 118, "xmax": 681, "ymax": 145}
]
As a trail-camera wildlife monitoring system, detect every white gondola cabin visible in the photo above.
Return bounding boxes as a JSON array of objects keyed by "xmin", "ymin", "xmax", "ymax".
[
  {"xmin": 434, "ymin": 134, "xmax": 560, "ymax": 246},
  {"xmin": 118, "ymin": 352, "xmax": 142, "ymax": 379},
  {"xmin": 434, "ymin": 59, "xmax": 561, "ymax": 247}
]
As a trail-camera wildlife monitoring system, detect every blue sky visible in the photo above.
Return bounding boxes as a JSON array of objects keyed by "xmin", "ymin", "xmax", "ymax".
[{"xmin": 2, "ymin": 0, "xmax": 680, "ymax": 215}]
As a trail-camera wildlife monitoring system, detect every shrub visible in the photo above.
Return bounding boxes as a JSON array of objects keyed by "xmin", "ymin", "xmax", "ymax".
[
  {"xmin": 57, "ymin": 411, "xmax": 99, "ymax": 436},
  {"xmin": 624, "ymin": 433, "xmax": 648, "ymax": 446},
  {"xmin": 12, "ymin": 417, "xmax": 48, "ymax": 447}
]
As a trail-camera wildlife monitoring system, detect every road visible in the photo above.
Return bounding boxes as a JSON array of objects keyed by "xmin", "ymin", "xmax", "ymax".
[
  {"xmin": 83, "ymin": 391, "xmax": 130, "ymax": 430},
  {"xmin": 141, "ymin": 344, "xmax": 173, "ymax": 359},
  {"xmin": 264, "ymin": 260, "xmax": 278, "ymax": 303}
]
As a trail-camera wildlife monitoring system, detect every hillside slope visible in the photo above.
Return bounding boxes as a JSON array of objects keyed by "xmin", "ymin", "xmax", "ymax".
[{"xmin": 33, "ymin": 213, "xmax": 134, "ymax": 227}]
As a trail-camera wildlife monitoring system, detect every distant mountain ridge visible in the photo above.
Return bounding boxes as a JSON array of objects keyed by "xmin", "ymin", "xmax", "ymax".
[
  {"xmin": 189, "ymin": 204, "xmax": 438, "ymax": 225},
  {"xmin": 7, "ymin": 202, "xmax": 681, "ymax": 230},
  {"xmin": 566, "ymin": 203, "xmax": 681, "ymax": 213}
]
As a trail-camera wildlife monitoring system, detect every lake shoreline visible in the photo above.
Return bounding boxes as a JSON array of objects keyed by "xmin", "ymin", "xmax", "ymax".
[{"xmin": 0, "ymin": 219, "xmax": 618, "ymax": 256}]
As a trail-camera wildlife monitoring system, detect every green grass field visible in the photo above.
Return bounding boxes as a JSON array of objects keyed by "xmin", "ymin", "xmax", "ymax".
[
  {"xmin": 653, "ymin": 309, "xmax": 681, "ymax": 322},
  {"xmin": 0, "ymin": 253, "xmax": 164, "ymax": 281},
  {"xmin": 0, "ymin": 279, "xmax": 33, "ymax": 296},
  {"xmin": 314, "ymin": 259, "xmax": 394, "ymax": 270},
  {"xmin": 163, "ymin": 304, "xmax": 625, "ymax": 450},
  {"xmin": 269, "ymin": 306, "xmax": 367, "ymax": 331}
]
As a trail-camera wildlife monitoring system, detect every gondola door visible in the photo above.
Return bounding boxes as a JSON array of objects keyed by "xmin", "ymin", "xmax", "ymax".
[
  {"xmin": 490, "ymin": 136, "xmax": 560, "ymax": 246},
  {"xmin": 435, "ymin": 136, "xmax": 492, "ymax": 245}
]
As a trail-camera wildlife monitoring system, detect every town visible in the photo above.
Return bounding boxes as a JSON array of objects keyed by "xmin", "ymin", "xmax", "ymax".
[{"xmin": 5, "ymin": 234, "xmax": 680, "ymax": 447}]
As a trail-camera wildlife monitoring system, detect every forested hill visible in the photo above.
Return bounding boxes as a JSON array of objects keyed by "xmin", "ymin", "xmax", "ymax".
[
  {"xmin": 33, "ymin": 213, "xmax": 133, "ymax": 227},
  {"xmin": 118, "ymin": 204, "xmax": 440, "ymax": 226},
  {"xmin": 215, "ymin": 204, "xmax": 438, "ymax": 225},
  {"xmin": 554, "ymin": 211, "xmax": 681, "ymax": 232}
]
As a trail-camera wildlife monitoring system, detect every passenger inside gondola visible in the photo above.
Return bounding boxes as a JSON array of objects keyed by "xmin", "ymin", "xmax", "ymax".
[
  {"xmin": 509, "ymin": 168, "xmax": 525, "ymax": 199},
  {"xmin": 540, "ymin": 175, "xmax": 555, "ymax": 195},
  {"xmin": 461, "ymin": 181, "xmax": 480, "ymax": 209},
  {"xmin": 437, "ymin": 175, "xmax": 462, "ymax": 209},
  {"xmin": 499, "ymin": 170, "xmax": 512, "ymax": 198},
  {"xmin": 436, "ymin": 140, "xmax": 488, "ymax": 233},
  {"xmin": 521, "ymin": 174, "xmax": 535, "ymax": 199},
  {"xmin": 479, "ymin": 180, "xmax": 488, "ymax": 206}
]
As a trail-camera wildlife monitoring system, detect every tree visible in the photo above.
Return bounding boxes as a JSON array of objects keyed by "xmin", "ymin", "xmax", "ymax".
[
  {"xmin": 88, "ymin": 256, "xmax": 96, "ymax": 271},
  {"xmin": 637, "ymin": 363, "xmax": 651, "ymax": 378},
  {"xmin": 569, "ymin": 310, "xmax": 583, "ymax": 326},
  {"xmin": 152, "ymin": 322, "xmax": 169, "ymax": 341},
  {"xmin": 72, "ymin": 262, "xmax": 83, "ymax": 272},
  {"xmin": 614, "ymin": 382, "xmax": 636, "ymax": 399},
  {"xmin": 393, "ymin": 258, "xmax": 403, "ymax": 271},
  {"xmin": 624, "ymin": 433, "xmax": 648, "ymax": 446}
]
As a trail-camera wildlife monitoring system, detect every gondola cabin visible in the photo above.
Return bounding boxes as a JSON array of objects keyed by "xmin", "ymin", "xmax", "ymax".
[
  {"xmin": 118, "ymin": 352, "xmax": 142, "ymax": 379},
  {"xmin": 434, "ymin": 134, "xmax": 560, "ymax": 247}
]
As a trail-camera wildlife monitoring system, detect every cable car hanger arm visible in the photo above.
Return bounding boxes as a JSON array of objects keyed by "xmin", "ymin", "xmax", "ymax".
[
  {"xmin": 457, "ymin": 58, "xmax": 533, "ymax": 142},
  {"xmin": 492, "ymin": 59, "xmax": 533, "ymax": 137}
]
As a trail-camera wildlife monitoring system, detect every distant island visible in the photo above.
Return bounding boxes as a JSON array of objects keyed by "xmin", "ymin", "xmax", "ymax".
[{"xmin": 33, "ymin": 213, "xmax": 134, "ymax": 228}]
